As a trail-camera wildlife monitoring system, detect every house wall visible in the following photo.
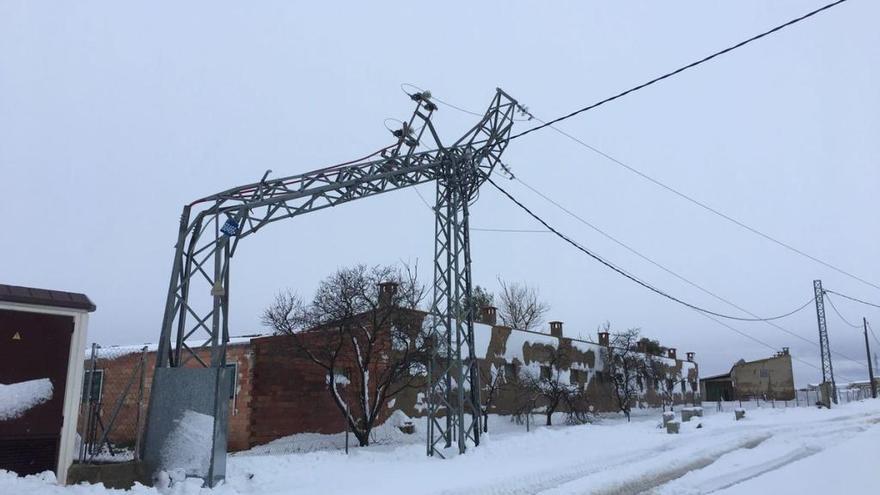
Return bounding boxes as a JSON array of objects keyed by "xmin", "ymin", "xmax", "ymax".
[
  {"xmin": 730, "ymin": 354, "xmax": 794, "ymax": 400},
  {"xmin": 253, "ymin": 316, "xmax": 700, "ymax": 447},
  {"xmin": 78, "ymin": 343, "xmax": 254, "ymax": 452},
  {"xmin": 247, "ymin": 308, "xmax": 425, "ymax": 447},
  {"xmin": 85, "ymin": 311, "xmax": 700, "ymax": 451}
]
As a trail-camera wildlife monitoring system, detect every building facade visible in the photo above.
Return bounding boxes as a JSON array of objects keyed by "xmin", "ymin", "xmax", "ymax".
[{"xmin": 699, "ymin": 349, "xmax": 795, "ymax": 401}]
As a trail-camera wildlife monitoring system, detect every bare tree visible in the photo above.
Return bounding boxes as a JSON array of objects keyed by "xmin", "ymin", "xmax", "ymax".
[
  {"xmin": 262, "ymin": 290, "xmax": 307, "ymax": 335},
  {"xmin": 514, "ymin": 347, "xmax": 578, "ymax": 426},
  {"xmin": 479, "ymin": 361, "xmax": 505, "ymax": 432},
  {"xmin": 602, "ymin": 327, "xmax": 643, "ymax": 422},
  {"xmin": 261, "ymin": 263, "xmax": 428, "ymax": 446},
  {"xmin": 643, "ymin": 355, "xmax": 675, "ymax": 412},
  {"xmin": 497, "ymin": 278, "xmax": 549, "ymax": 331}
]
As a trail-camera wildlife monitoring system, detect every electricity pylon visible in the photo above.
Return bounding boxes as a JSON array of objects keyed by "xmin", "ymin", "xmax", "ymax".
[
  {"xmin": 142, "ymin": 88, "xmax": 520, "ymax": 484},
  {"xmin": 813, "ymin": 280, "xmax": 837, "ymax": 406}
]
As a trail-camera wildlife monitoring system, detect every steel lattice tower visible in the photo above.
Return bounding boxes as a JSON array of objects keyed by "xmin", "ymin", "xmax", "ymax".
[
  {"xmin": 813, "ymin": 279, "xmax": 837, "ymax": 404},
  {"xmin": 141, "ymin": 89, "xmax": 520, "ymax": 484}
]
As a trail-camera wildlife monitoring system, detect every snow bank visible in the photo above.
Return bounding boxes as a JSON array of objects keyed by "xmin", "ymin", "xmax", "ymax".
[
  {"xmin": 0, "ymin": 378, "xmax": 53, "ymax": 421},
  {"xmin": 4, "ymin": 401, "xmax": 880, "ymax": 494}
]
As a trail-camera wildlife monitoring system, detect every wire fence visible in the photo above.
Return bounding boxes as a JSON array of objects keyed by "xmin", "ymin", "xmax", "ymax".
[
  {"xmin": 77, "ymin": 344, "xmax": 149, "ymax": 464},
  {"xmin": 703, "ymin": 387, "xmax": 874, "ymax": 413}
]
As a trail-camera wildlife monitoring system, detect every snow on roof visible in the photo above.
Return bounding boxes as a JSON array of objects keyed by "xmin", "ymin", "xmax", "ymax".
[
  {"xmin": 92, "ymin": 334, "xmax": 265, "ymax": 360},
  {"xmin": 473, "ymin": 322, "xmax": 494, "ymax": 358},
  {"xmin": 503, "ymin": 328, "xmax": 560, "ymax": 364}
]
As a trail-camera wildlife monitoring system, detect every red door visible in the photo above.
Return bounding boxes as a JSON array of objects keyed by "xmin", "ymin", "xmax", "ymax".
[{"xmin": 0, "ymin": 309, "xmax": 73, "ymax": 475}]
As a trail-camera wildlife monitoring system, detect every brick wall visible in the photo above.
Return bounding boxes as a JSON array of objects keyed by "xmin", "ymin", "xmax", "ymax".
[{"xmin": 78, "ymin": 343, "xmax": 254, "ymax": 452}]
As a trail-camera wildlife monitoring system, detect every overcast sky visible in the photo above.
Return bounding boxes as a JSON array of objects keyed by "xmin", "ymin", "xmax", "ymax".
[{"xmin": 2, "ymin": 1, "xmax": 878, "ymax": 387}]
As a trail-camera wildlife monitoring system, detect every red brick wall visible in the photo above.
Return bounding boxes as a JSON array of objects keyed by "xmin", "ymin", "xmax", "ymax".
[
  {"xmin": 78, "ymin": 343, "xmax": 254, "ymax": 452},
  {"xmin": 247, "ymin": 330, "xmax": 392, "ymax": 447}
]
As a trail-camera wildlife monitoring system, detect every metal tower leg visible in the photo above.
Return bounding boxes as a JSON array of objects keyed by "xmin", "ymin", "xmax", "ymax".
[{"xmin": 426, "ymin": 162, "xmax": 482, "ymax": 457}]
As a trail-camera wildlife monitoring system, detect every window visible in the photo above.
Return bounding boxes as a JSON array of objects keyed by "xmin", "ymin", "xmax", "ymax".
[
  {"xmin": 82, "ymin": 369, "xmax": 104, "ymax": 403},
  {"xmin": 540, "ymin": 366, "xmax": 552, "ymax": 380},
  {"xmin": 680, "ymin": 380, "xmax": 686, "ymax": 394},
  {"xmin": 224, "ymin": 363, "xmax": 238, "ymax": 400},
  {"xmin": 504, "ymin": 363, "xmax": 518, "ymax": 381}
]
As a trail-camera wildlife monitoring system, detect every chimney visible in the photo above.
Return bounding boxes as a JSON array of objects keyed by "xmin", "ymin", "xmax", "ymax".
[
  {"xmin": 598, "ymin": 330, "xmax": 610, "ymax": 347},
  {"xmin": 667, "ymin": 348, "xmax": 677, "ymax": 360},
  {"xmin": 478, "ymin": 306, "xmax": 497, "ymax": 325},
  {"xmin": 781, "ymin": 347, "xmax": 790, "ymax": 356},
  {"xmin": 549, "ymin": 321, "xmax": 563, "ymax": 338},
  {"xmin": 686, "ymin": 352, "xmax": 695, "ymax": 362},
  {"xmin": 378, "ymin": 282, "xmax": 398, "ymax": 307}
]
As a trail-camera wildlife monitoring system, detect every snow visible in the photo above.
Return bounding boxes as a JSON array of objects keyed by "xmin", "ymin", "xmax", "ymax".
[
  {"xmin": 472, "ymin": 322, "xmax": 494, "ymax": 358},
  {"xmin": 324, "ymin": 373, "xmax": 350, "ymax": 386},
  {"xmin": 94, "ymin": 335, "xmax": 262, "ymax": 360},
  {"xmin": 0, "ymin": 378, "xmax": 53, "ymax": 421},
  {"xmin": 3, "ymin": 400, "xmax": 879, "ymax": 493},
  {"xmin": 160, "ymin": 410, "xmax": 215, "ymax": 477}
]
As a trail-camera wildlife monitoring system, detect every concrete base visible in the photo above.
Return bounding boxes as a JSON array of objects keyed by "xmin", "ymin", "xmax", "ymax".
[
  {"xmin": 681, "ymin": 407, "xmax": 703, "ymax": 422},
  {"xmin": 666, "ymin": 421, "xmax": 680, "ymax": 434},
  {"xmin": 67, "ymin": 461, "xmax": 151, "ymax": 489}
]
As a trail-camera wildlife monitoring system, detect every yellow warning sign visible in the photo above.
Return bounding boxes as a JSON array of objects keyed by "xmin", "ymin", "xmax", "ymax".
[{"xmin": 12, "ymin": 332, "xmax": 21, "ymax": 340}]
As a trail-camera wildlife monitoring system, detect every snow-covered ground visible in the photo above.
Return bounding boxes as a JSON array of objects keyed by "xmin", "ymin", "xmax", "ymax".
[{"xmin": 3, "ymin": 400, "xmax": 879, "ymax": 494}]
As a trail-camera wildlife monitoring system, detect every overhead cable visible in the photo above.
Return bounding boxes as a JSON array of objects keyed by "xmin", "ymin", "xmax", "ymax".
[
  {"xmin": 824, "ymin": 293, "xmax": 863, "ymax": 329},
  {"xmin": 485, "ymin": 175, "xmax": 815, "ymax": 323},
  {"xmin": 512, "ymin": 175, "xmax": 869, "ymax": 369},
  {"xmin": 824, "ymin": 289, "xmax": 880, "ymax": 309},
  {"xmin": 506, "ymin": 0, "xmax": 849, "ymax": 142},
  {"xmin": 425, "ymin": 86, "xmax": 880, "ymax": 294}
]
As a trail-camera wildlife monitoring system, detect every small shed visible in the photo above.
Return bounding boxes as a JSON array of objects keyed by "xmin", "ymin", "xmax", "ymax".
[
  {"xmin": 699, "ymin": 372, "xmax": 734, "ymax": 401},
  {"xmin": 0, "ymin": 283, "xmax": 95, "ymax": 483}
]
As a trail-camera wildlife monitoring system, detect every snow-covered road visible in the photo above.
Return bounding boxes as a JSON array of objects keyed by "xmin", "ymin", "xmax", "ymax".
[{"xmin": 3, "ymin": 400, "xmax": 879, "ymax": 494}]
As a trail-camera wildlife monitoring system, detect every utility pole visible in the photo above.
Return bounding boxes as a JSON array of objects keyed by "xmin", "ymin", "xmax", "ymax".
[
  {"xmin": 813, "ymin": 280, "xmax": 837, "ymax": 405},
  {"xmin": 864, "ymin": 318, "xmax": 877, "ymax": 399}
]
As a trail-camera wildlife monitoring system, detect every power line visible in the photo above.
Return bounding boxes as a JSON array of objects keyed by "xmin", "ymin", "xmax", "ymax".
[
  {"xmin": 426, "ymin": 89, "xmax": 880, "ymax": 294},
  {"xmin": 410, "ymin": 183, "xmax": 548, "ymax": 234},
  {"xmin": 694, "ymin": 310, "xmax": 857, "ymax": 383},
  {"xmin": 868, "ymin": 321, "xmax": 880, "ymax": 348},
  {"xmin": 485, "ymin": 175, "xmax": 816, "ymax": 323},
  {"xmin": 507, "ymin": 0, "xmax": 849, "ymax": 142},
  {"xmin": 824, "ymin": 293, "xmax": 863, "ymax": 329},
  {"xmin": 471, "ymin": 228, "xmax": 550, "ymax": 234},
  {"xmin": 421, "ymin": 93, "xmax": 871, "ymax": 369},
  {"xmin": 825, "ymin": 289, "xmax": 880, "ymax": 309},
  {"xmin": 529, "ymin": 117, "xmax": 880, "ymax": 293},
  {"xmin": 511, "ymin": 175, "xmax": 869, "ymax": 369}
]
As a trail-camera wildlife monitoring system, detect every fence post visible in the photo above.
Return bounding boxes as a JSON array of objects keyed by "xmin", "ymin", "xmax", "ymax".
[
  {"xmin": 79, "ymin": 343, "xmax": 98, "ymax": 462},
  {"xmin": 134, "ymin": 346, "xmax": 148, "ymax": 460}
]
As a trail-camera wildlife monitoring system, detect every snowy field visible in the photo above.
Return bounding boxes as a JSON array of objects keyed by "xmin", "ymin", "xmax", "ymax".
[{"xmin": 3, "ymin": 400, "xmax": 879, "ymax": 494}]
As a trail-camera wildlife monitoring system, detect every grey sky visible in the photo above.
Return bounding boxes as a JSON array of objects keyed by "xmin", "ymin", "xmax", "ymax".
[{"xmin": 2, "ymin": 1, "xmax": 878, "ymax": 386}]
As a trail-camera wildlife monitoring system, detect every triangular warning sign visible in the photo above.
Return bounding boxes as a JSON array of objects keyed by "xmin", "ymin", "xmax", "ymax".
[{"xmin": 12, "ymin": 332, "xmax": 21, "ymax": 340}]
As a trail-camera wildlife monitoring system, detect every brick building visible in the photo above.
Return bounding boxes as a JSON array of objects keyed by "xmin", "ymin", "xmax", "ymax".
[{"xmin": 83, "ymin": 298, "xmax": 698, "ymax": 451}]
